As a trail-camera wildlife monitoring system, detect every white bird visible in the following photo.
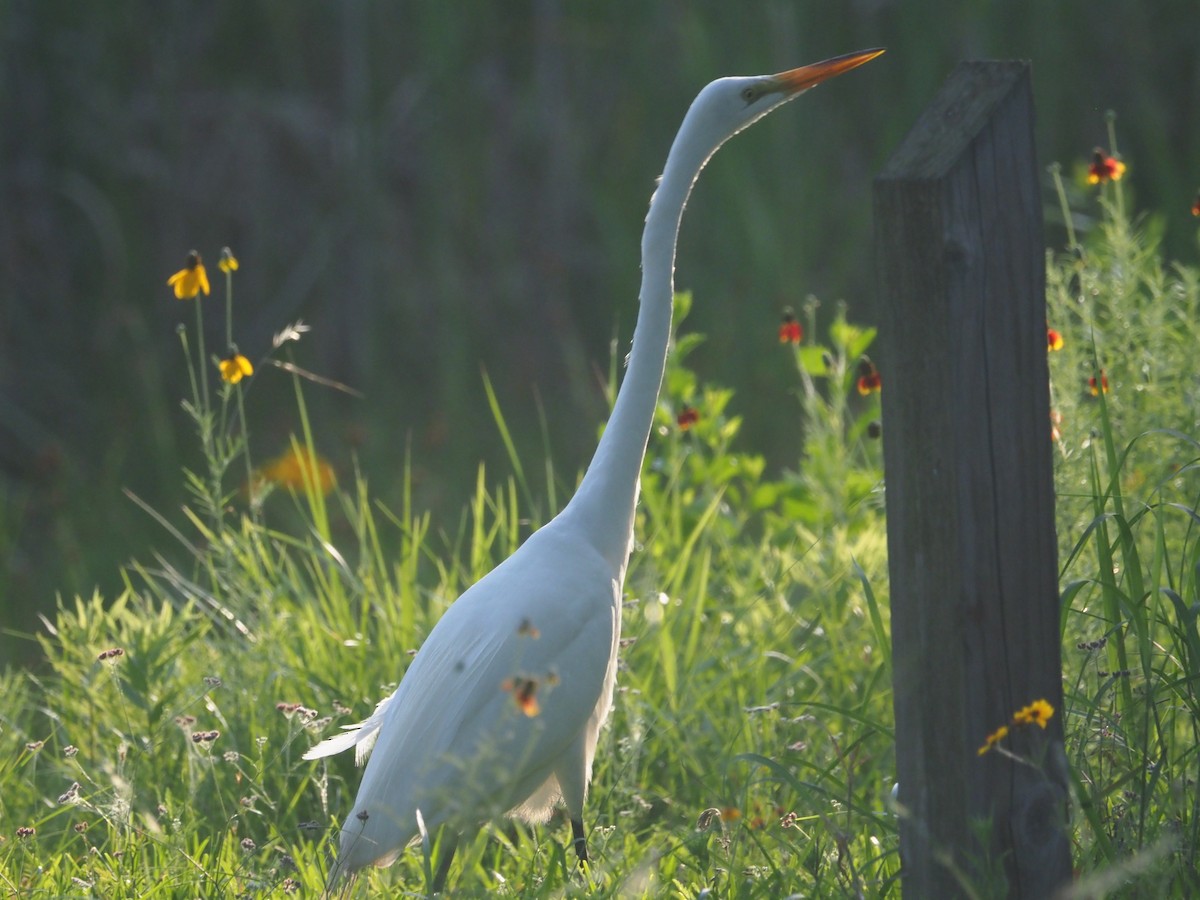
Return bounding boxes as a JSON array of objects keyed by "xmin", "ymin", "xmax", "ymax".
[{"xmin": 304, "ymin": 47, "xmax": 884, "ymax": 891}]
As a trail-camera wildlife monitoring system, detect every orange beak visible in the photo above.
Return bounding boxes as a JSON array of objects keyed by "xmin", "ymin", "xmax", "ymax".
[{"xmin": 770, "ymin": 48, "xmax": 885, "ymax": 95}]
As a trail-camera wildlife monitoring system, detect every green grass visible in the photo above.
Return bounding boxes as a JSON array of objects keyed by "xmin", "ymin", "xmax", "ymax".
[{"xmin": 2, "ymin": 155, "xmax": 1199, "ymax": 896}]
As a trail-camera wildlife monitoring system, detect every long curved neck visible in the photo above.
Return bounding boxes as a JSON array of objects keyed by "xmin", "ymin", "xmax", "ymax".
[{"xmin": 561, "ymin": 121, "xmax": 718, "ymax": 570}]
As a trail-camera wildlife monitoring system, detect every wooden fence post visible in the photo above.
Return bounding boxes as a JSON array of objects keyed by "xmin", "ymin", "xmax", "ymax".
[{"xmin": 874, "ymin": 62, "xmax": 1072, "ymax": 897}]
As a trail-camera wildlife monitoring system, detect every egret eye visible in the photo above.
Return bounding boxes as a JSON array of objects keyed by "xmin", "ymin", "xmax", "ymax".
[{"xmin": 740, "ymin": 86, "xmax": 759, "ymax": 104}]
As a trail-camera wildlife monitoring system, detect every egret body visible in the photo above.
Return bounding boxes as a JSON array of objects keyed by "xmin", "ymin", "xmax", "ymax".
[{"xmin": 304, "ymin": 47, "xmax": 883, "ymax": 888}]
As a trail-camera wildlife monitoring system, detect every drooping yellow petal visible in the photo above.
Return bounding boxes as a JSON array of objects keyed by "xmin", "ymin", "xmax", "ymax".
[
  {"xmin": 167, "ymin": 251, "xmax": 210, "ymax": 299},
  {"xmin": 219, "ymin": 354, "xmax": 254, "ymax": 384},
  {"xmin": 977, "ymin": 724, "xmax": 1009, "ymax": 755}
]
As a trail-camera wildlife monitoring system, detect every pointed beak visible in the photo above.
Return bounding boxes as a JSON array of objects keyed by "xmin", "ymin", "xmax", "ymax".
[{"xmin": 769, "ymin": 48, "xmax": 885, "ymax": 96}]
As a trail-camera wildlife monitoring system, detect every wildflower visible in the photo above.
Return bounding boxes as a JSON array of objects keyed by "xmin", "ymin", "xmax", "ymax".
[
  {"xmin": 696, "ymin": 808, "xmax": 722, "ymax": 831},
  {"xmin": 218, "ymin": 353, "xmax": 254, "ymax": 385},
  {"xmin": 1047, "ymin": 328, "xmax": 1063, "ymax": 351},
  {"xmin": 502, "ymin": 676, "xmax": 541, "ymax": 717},
  {"xmin": 676, "ymin": 406, "xmax": 700, "ymax": 430},
  {"xmin": 241, "ymin": 837, "xmax": 256, "ymax": 853},
  {"xmin": 25, "ymin": 741, "xmax": 43, "ymax": 752},
  {"xmin": 73, "ymin": 822, "xmax": 88, "ymax": 833},
  {"xmin": 255, "ymin": 447, "xmax": 336, "ymax": 496},
  {"xmin": 778, "ymin": 308, "xmax": 803, "ymax": 344},
  {"xmin": 977, "ymin": 724, "xmax": 1009, "ymax": 756},
  {"xmin": 16, "ymin": 826, "xmax": 35, "ymax": 839},
  {"xmin": 167, "ymin": 251, "xmax": 211, "ymax": 299},
  {"xmin": 978, "ymin": 698, "xmax": 1055, "ymax": 755},
  {"xmin": 1089, "ymin": 370, "xmax": 1109, "ymax": 396},
  {"xmin": 218, "ymin": 247, "xmax": 239, "ymax": 274},
  {"xmin": 856, "ymin": 357, "xmax": 882, "ymax": 395},
  {"xmin": 98, "ymin": 647, "xmax": 125, "ymax": 661},
  {"xmin": 1192, "ymin": 193, "xmax": 1200, "ymax": 217},
  {"xmin": 64, "ymin": 745, "xmax": 78, "ymax": 758},
  {"xmin": 1013, "ymin": 699, "xmax": 1055, "ymax": 729},
  {"xmin": 1087, "ymin": 148, "xmax": 1126, "ymax": 184}
]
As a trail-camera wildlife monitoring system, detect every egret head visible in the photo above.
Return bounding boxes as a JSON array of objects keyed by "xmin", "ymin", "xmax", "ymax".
[{"xmin": 686, "ymin": 48, "xmax": 885, "ymax": 150}]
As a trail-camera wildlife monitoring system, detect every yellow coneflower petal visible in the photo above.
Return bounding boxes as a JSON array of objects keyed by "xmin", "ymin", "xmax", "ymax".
[
  {"xmin": 977, "ymin": 724, "xmax": 1009, "ymax": 755},
  {"xmin": 1020, "ymin": 699, "xmax": 1055, "ymax": 729},
  {"xmin": 219, "ymin": 354, "xmax": 254, "ymax": 385},
  {"xmin": 167, "ymin": 251, "xmax": 210, "ymax": 299}
]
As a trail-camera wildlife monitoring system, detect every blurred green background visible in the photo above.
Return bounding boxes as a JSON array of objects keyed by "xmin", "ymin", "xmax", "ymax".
[{"xmin": 2, "ymin": 1, "xmax": 1197, "ymax": 663}]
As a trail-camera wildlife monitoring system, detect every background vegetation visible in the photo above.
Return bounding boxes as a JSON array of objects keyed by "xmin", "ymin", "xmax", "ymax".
[
  {"xmin": 3, "ymin": 175, "xmax": 1200, "ymax": 893},
  {"xmin": 2, "ymin": 4, "xmax": 1200, "ymax": 894},
  {"xmin": 3, "ymin": 1, "xmax": 1199, "ymax": 658}
]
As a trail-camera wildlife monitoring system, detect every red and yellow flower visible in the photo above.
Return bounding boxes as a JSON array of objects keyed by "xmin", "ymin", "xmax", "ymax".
[
  {"xmin": 1087, "ymin": 148, "xmax": 1126, "ymax": 184},
  {"xmin": 856, "ymin": 357, "xmax": 882, "ymax": 395}
]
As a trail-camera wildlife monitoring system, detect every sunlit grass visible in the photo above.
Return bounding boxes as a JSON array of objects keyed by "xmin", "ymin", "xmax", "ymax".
[{"xmin": 3, "ymin": 139, "xmax": 1199, "ymax": 895}]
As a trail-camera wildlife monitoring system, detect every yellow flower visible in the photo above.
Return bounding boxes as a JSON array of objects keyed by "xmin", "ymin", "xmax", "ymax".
[
  {"xmin": 1013, "ymin": 699, "xmax": 1055, "ymax": 729},
  {"xmin": 977, "ymin": 724, "xmax": 1009, "ymax": 756},
  {"xmin": 167, "ymin": 251, "xmax": 211, "ymax": 299},
  {"xmin": 218, "ymin": 353, "xmax": 254, "ymax": 385},
  {"xmin": 219, "ymin": 247, "xmax": 239, "ymax": 274},
  {"xmin": 256, "ymin": 447, "xmax": 336, "ymax": 496}
]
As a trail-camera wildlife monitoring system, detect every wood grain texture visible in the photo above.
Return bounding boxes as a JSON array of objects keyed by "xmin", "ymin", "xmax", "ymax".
[{"xmin": 874, "ymin": 61, "xmax": 1071, "ymax": 898}]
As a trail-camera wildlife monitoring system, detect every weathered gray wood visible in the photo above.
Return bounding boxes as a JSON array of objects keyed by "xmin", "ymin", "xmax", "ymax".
[{"xmin": 874, "ymin": 61, "xmax": 1071, "ymax": 898}]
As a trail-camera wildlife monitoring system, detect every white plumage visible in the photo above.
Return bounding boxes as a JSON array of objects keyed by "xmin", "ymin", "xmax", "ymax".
[{"xmin": 304, "ymin": 47, "xmax": 883, "ymax": 889}]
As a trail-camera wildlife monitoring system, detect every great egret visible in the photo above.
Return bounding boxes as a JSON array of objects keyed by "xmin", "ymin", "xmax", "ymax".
[{"xmin": 304, "ymin": 47, "xmax": 884, "ymax": 889}]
